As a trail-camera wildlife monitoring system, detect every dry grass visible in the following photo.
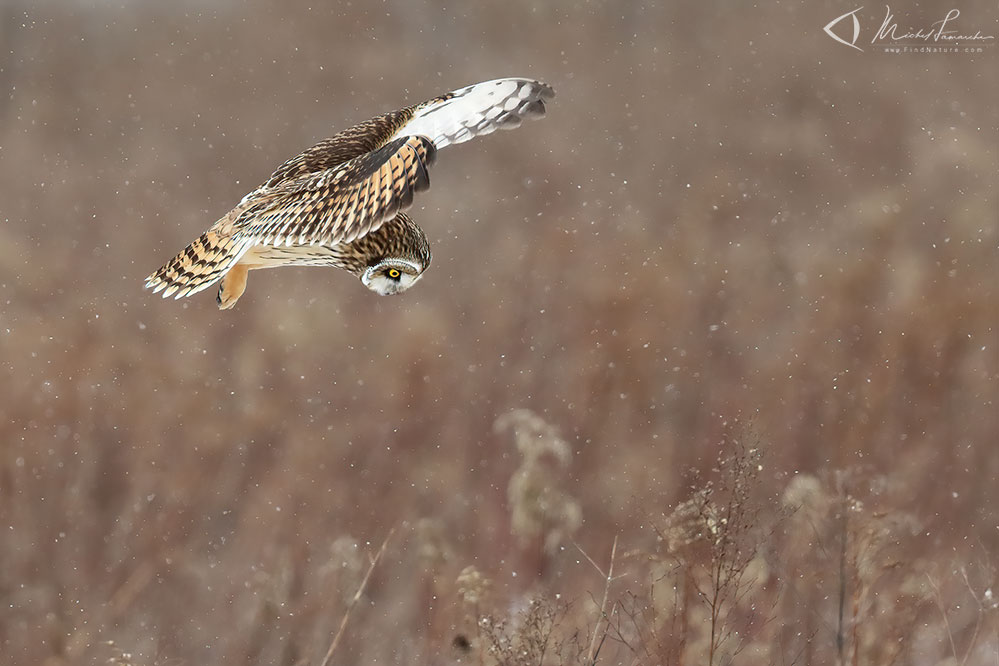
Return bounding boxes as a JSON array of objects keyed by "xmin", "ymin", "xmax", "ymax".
[{"xmin": 1, "ymin": 0, "xmax": 997, "ymax": 664}]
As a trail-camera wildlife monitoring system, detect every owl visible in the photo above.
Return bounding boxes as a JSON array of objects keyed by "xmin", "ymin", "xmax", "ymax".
[{"xmin": 145, "ymin": 77, "xmax": 555, "ymax": 309}]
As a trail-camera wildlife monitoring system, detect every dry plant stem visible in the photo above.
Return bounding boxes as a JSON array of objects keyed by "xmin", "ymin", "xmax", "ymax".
[
  {"xmin": 578, "ymin": 535, "xmax": 618, "ymax": 665},
  {"xmin": 960, "ymin": 566, "xmax": 985, "ymax": 666},
  {"xmin": 927, "ymin": 574, "xmax": 959, "ymax": 663},
  {"xmin": 928, "ymin": 568, "xmax": 987, "ymax": 666},
  {"xmin": 850, "ymin": 567, "xmax": 860, "ymax": 666},
  {"xmin": 836, "ymin": 503, "xmax": 848, "ymax": 666},
  {"xmin": 475, "ymin": 608, "xmax": 493, "ymax": 665},
  {"xmin": 319, "ymin": 527, "xmax": 396, "ymax": 666}
]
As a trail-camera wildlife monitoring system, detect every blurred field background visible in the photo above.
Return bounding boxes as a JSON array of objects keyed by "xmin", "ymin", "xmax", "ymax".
[{"xmin": 2, "ymin": 0, "xmax": 998, "ymax": 664}]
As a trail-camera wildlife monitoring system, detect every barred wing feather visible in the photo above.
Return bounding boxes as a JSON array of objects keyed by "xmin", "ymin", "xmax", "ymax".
[{"xmin": 236, "ymin": 135, "xmax": 437, "ymax": 247}]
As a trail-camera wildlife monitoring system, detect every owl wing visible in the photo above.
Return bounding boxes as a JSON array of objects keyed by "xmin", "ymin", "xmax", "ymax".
[
  {"xmin": 260, "ymin": 107, "xmax": 415, "ymax": 189},
  {"xmin": 260, "ymin": 78, "xmax": 554, "ymax": 189},
  {"xmin": 234, "ymin": 134, "xmax": 437, "ymax": 247},
  {"xmin": 390, "ymin": 78, "xmax": 555, "ymax": 150},
  {"xmin": 237, "ymin": 78, "xmax": 553, "ymax": 247}
]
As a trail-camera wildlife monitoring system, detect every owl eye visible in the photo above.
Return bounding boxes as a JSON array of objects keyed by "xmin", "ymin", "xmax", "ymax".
[{"xmin": 387, "ymin": 268, "xmax": 401, "ymax": 279}]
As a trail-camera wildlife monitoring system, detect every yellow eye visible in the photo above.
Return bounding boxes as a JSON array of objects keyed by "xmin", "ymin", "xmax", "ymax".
[{"xmin": 387, "ymin": 268, "xmax": 401, "ymax": 279}]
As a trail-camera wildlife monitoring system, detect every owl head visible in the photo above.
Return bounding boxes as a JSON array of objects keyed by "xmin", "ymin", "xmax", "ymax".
[{"xmin": 361, "ymin": 259, "xmax": 427, "ymax": 295}]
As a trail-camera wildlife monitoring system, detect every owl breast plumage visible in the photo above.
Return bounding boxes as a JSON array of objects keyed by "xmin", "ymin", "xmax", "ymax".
[{"xmin": 145, "ymin": 77, "xmax": 554, "ymax": 309}]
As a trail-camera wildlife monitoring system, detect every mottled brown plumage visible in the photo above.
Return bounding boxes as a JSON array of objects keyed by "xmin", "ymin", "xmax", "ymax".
[
  {"xmin": 262, "ymin": 106, "xmax": 428, "ymax": 187},
  {"xmin": 145, "ymin": 78, "xmax": 554, "ymax": 309},
  {"xmin": 243, "ymin": 135, "xmax": 436, "ymax": 247}
]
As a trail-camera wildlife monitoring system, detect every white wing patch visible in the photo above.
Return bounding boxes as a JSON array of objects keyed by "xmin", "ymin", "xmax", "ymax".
[{"xmin": 394, "ymin": 78, "xmax": 555, "ymax": 150}]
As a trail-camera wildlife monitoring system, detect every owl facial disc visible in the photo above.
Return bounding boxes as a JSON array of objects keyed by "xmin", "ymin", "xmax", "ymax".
[{"xmin": 361, "ymin": 259, "xmax": 424, "ymax": 296}]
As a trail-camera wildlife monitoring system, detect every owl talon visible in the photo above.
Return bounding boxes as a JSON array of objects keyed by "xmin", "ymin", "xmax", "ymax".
[{"xmin": 217, "ymin": 264, "xmax": 248, "ymax": 310}]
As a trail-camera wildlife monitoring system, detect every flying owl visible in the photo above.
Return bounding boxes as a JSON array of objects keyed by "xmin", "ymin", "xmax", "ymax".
[{"xmin": 145, "ymin": 77, "xmax": 555, "ymax": 309}]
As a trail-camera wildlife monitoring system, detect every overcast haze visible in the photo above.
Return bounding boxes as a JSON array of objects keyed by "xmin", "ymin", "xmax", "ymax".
[{"xmin": 2, "ymin": 1, "xmax": 998, "ymax": 664}]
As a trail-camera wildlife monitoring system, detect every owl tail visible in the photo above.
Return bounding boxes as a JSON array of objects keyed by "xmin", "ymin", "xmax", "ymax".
[{"xmin": 145, "ymin": 230, "xmax": 251, "ymax": 300}]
